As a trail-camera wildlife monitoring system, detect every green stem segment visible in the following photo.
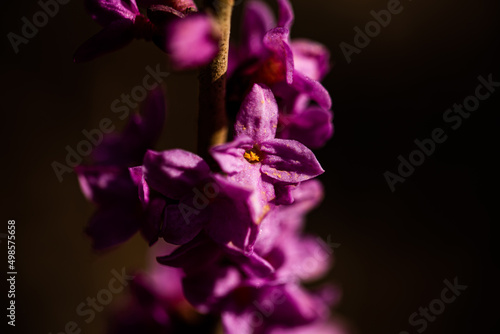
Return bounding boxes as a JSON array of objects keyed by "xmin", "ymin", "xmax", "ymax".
[{"xmin": 197, "ymin": 0, "xmax": 234, "ymax": 159}]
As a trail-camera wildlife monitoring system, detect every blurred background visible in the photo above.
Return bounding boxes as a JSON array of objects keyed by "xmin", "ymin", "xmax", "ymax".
[{"xmin": 1, "ymin": 0, "xmax": 499, "ymax": 333}]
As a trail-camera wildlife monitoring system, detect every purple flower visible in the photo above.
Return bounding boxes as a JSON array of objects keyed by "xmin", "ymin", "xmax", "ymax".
[
  {"xmin": 164, "ymin": 14, "xmax": 220, "ymax": 70},
  {"xmin": 155, "ymin": 176, "xmax": 343, "ymax": 332},
  {"xmin": 211, "ymin": 84, "xmax": 324, "ymax": 213},
  {"xmin": 107, "ymin": 242, "xmax": 204, "ymax": 334},
  {"xmin": 220, "ymin": 284, "xmax": 333, "ymax": 334},
  {"xmin": 158, "ymin": 235, "xmax": 333, "ymax": 330},
  {"xmin": 76, "ymin": 88, "xmax": 165, "ymax": 249},
  {"xmin": 75, "ymin": 0, "xmax": 219, "ymax": 69},
  {"xmin": 268, "ymin": 319, "xmax": 349, "ymax": 334},
  {"xmin": 130, "ymin": 149, "xmax": 262, "ymax": 254},
  {"xmin": 255, "ymin": 179, "xmax": 324, "ymax": 255},
  {"xmin": 228, "ymin": 0, "xmax": 333, "ymax": 148},
  {"xmin": 159, "ymin": 234, "xmax": 335, "ymax": 332}
]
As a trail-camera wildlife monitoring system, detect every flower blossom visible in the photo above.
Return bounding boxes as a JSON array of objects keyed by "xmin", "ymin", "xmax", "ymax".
[
  {"xmin": 76, "ymin": 88, "xmax": 165, "ymax": 249},
  {"xmin": 75, "ymin": 0, "xmax": 219, "ymax": 69},
  {"xmin": 211, "ymin": 83, "xmax": 324, "ymax": 210},
  {"xmin": 157, "ymin": 180, "xmax": 342, "ymax": 333},
  {"xmin": 227, "ymin": 0, "xmax": 333, "ymax": 148}
]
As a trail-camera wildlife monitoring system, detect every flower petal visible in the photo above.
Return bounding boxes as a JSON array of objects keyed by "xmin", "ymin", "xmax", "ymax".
[
  {"xmin": 86, "ymin": 205, "xmax": 141, "ymax": 250},
  {"xmin": 279, "ymin": 107, "xmax": 333, "ymax": 148},
  {"xmin": 262, "ymin": 284, "xmax": 325, "ymax": 326},
  {"xmin": 231, "ymin": 251, "xmax": 275, "ymax": 278},
  {"xmin": 291, "ymin": 70, "xmax": 332, "ymax": 110},
  {"xmin": 129, "ymin": 166, "xmax": 150, "ymax": 205},
  {"xmin": 85, "ymin": 0, "xmax": 140, "ymax": 26},
  {"xmin": 211, "ymin": 136, "xmax": 254, "ymax": 174},
  {"xmin": 278, "ymin": 235, "xmax": 332, "ymax": 283},
  {"xmin": 291, "ymin": 39, "xmax": 330, "ymax": 82},
  {"xmin": 204, "ymin": 174, "xmax": 259, "ymax": 254},
  {"xmin": 162, "ymin": 202, "xmax": 205, "ymax": 245},
  {"xmin": 126, "ymin": 86, "xmax": 166, "ymax": 151},
  {"xmin": 142, "ymin": 196, "xmax": 167, "ymax": 245},
  {"xmin": 94, "ymin": 87, "xmax": 166, "ymax": 165},
  {"xmin": 143, "ymin": 149, "xmax": 211, "ymax": 199},
  {"xmin": 260, "ymin": 138, "xmax": 324, "ymax": 183},
  {"xmin": 224, "ymin": 166, "xmax": 275, "ymax": 224},
  {"xmin": 235, "ymin": 84, "xmax": 279, "ymax": 142},
  {"xmin": 156, "ymin": 234, "xmax": 222, "ymax": 274},
  {"xmin": 221, "ymin": 309, "xmax": 254, "ymax": 334},
  {"xmin": 240, "ymin": 0, "xmax": 276, "ymax": 59},
  {"xmin": 165, "ymin": 14, "xmax": 219, "ymax": 70},
  {"xmin": 183, "ymin": 265, "xmax": 242, "ymax": 313},
  {"xmin": 76, "ymin": 166, "xmax": 136, "ymax": 204},
  {"xmin": 264, "ymin": 28, "xmax": 294, "ymax": 84},
  {"xmin": 277, "ymin": 0, "xmax": 294, "ymax": 31}
]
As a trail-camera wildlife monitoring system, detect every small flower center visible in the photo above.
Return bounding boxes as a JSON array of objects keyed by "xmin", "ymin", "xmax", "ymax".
[
  {"xmin": 244, "ymin": 146, "xmax": 263, "ymax": 163},
  {"xmin": 253, "ymin": 55, "xmax": 287, "ymax": 86}
]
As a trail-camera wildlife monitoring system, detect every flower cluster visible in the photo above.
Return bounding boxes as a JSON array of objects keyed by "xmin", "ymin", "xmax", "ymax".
[
  {"xmin": 76, "ymin": 0, "xmax": 345, "ymax": 333},
  {"xmin": 75, "ymin": 0, "xmax": 219, "ymax": 69}
]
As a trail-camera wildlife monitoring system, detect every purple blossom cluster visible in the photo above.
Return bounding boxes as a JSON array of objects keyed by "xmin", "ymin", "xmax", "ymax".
[{"xmin": 76, "ymin": 0, "xmax": 345, "ymax": 333}]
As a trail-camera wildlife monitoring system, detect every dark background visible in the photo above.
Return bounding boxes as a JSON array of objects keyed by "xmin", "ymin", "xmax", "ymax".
[{"xmin": 1, "ymin": 0, "xmax": 499, "ymax": 333}]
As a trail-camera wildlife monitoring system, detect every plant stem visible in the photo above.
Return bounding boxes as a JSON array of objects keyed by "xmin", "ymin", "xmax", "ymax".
[{"xmin": 197, "ymin": 0, "xmax": 234, "ymax": 159}]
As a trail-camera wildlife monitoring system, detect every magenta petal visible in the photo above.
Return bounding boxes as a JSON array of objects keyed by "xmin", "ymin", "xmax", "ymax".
[
  {"xmin": 142, "ymin": 196, "xmax": 166, "ymax": 245},
  {"xmin": 165, "ymin": 14, "xmax": 219, "ymax": 70},
  {"xmin": 126, "ymin": 86, "xmax": 166, "ymax": 148},
  {"xmin": 260, "ymin": 139, "xmax": 324, "ymax": 183},
  {"xmin": 280, "ymin": 107, "xmax": 333, "ymax": 148},
  {"xmin": 143, "ymin": 149, "xmax": 211, "ymax": 199},
  {"xmin": 85, "ymin": 0, "xmax": 140, "ymax": 26},
  {"xmin": 263, "ymin": 285, "xmax": 325, "ymax": 325},
  {"xmin": 86, "ymin": 205, "xmax": 141, "ymax": 250},
  {"xmin": 95, "ymin": 87, "xmax": 166, "ymax": 165},
  {"xmin": 162, "ymin": 203, "xmax": 205, "ymax": 245},
  {"xmin": 264, "ymin": 28, "xmax": 294, "ymax": 84},
  {"xmin": 277, "ymin": 0, "xmax": 294, "ymax": 31},
  {"xmin": 205, "ymin": 175, "xmax": 258, "ymax": 254},
  {"xmin": 235, "ymin": 84, "xmax": 279, "ymax": 142},
  {"xmin": 289, "ymin": 180, "xmax": 324, "ymax": 215},
  {"xmin": 183, "ymin": 266, "xmax": 241, "ymax": 313},
  {"xmin": 76, "ymin": 166, "xmax": 136, "ymax": 204},
  {"xmin": 241, "ymin": 0, "xmax": 276, "ymax": 58},
  {"xmin": 129, "ymin": 166, "xmax": 150, "ymax": 205},
  {"xmin": 156, "ymin": 234, "xmax": 222, "ymax": 273},
  {"xmin": 274, "ymin": 183, "xmax": 296, "ymax": 205},
  {"xmin": 210, "ymin": 136, "xmax": 254, "ymax": 174},
  {"xmin": 74, "ymin": 19, "xmax": 135, "ymax": 63},
  {"xmin": 222, "ymin": 309, "xmax": 254, "ymax": 334},
  {"xmin": 223, "ymin": 165, "xmax": 275, "ymax": 224},
  {"xmin": 270, "ymin": 321, "xmax": 347, "ymax": 334},
  {"xmin": 233, "ymin": 252, "xmax": 275, "ymax": 278},
  {"xmin": 291, "ymin": 39, "xmax": 330, "ymax": 81},
  {"xmin": 291, "ymin": 70, "xmax": 332, "ymax": 110},
  {"xmin": 278, "ymin": 235, "xmax": 332, "ymax": 283}
]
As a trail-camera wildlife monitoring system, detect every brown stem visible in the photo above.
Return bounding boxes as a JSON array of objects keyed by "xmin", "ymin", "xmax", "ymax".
[{"xmin": 197, "ymin": 0, "xmax": 234, "ymax": 159}]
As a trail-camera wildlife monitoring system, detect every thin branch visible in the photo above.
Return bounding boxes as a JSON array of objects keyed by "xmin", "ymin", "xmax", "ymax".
[{"xmin": 197, "ymin": 0, "xmax": 234, "ymax": 159}]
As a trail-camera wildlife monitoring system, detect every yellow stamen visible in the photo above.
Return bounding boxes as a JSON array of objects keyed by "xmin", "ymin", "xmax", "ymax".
[{"xmin": 244, "ymin": 151, "xmax": 261, "ymax": 163}]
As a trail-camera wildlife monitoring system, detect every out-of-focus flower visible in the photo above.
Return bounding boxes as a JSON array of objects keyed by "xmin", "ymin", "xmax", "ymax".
[
  {"xmin": 75, "ymin": 0, "xmax": 219, "ymax": 70},
  {"xmin": 164, "ymin": 14, "xmax": 221, "ymax": 70},
  {"xmin": 107, "ymin": 242, "xmax": 208, "ymax": 333},
  {"xmin": 156, "ymin": 184, "xmax": 340, "ymax": 333},
  {"xmin": 227, "ymin": 0, "xmax": 333, "ymax": 148},
  {"xmin": 76, "ymin": 88, "xmax": 165, "ymax": 249}
]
